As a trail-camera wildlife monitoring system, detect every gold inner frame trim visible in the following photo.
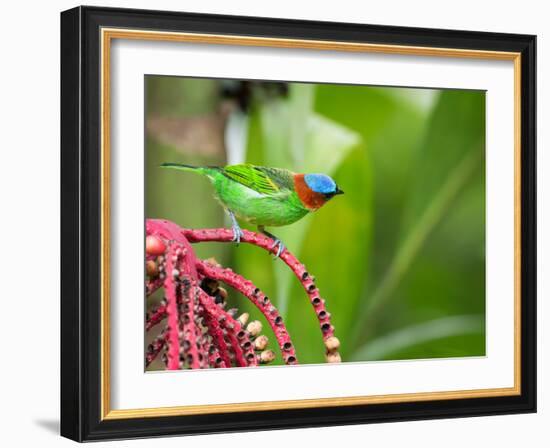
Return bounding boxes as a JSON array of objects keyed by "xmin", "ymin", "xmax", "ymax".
[{"xmin": 100, "ymin": 27, "xmax": 522, "ymax": 420}]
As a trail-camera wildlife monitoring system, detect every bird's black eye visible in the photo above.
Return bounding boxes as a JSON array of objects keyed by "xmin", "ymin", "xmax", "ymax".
[{"xmin": 321, "ymin": 186, "xmax": 343, "ymax": 199}]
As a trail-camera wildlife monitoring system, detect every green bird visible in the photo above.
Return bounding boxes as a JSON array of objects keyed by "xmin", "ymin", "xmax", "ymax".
[{"xmin": 160, "ymin": 163, "xmax": 344, "ymax": 257}]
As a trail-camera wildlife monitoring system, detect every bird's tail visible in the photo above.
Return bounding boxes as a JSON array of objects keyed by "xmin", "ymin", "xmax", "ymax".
[{"xmin": 160, "ymin": 163, "xmax": 218, "ymax": 177}]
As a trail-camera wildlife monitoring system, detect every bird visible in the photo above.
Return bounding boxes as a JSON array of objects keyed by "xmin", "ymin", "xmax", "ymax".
[{"xmin": 160, "ymin": 163, "xmax": 344, "ymax": 257}]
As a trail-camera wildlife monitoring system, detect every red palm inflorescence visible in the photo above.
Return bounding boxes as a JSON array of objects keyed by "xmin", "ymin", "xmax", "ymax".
[{"xmin": 145, "ymin": 218, "xmax": 341, "ymax": 369}]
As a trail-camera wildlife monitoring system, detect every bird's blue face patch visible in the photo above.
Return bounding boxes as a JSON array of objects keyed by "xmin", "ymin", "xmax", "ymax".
[{"xmin": 304, "ymin": 173, "xmax": 337, "ymax": 194}]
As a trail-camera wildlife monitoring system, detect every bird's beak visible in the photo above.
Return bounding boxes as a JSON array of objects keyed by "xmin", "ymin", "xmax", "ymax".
[{"xmin": 335, "ymin": 188, "xmax": 344, "ymax": 195}]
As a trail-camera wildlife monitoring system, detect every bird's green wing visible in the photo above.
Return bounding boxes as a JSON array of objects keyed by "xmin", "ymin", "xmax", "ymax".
[{"xmin": 222, "ymin": 164, "xmax": 293, "ymax": 195}]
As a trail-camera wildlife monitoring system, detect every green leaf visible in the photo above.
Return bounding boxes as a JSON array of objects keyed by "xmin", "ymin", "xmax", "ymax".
[
  {"xmin": 146, "ymin": 77, "xmax": 486, "ymax": 365},
  {"xmin": 286, "ymin": 147, "xmax": 373, "ymax": 363},
  {"xmin": 359, "ymin": 145, "xmax": 482, "ymax": 320},
  {"xmin": 315, "ymin": 85, "xmax": 437, "ymax": 279},
  {"xmin": 235, "ymin": 83, "xmax": 361, "ymax": 318},
  {"xmin": 351, "ymin": 314, "xmax": 485, "ymax": 361},
  {"xmin": 351, "ymin": 89, "xmax": 486, "ymax": 352}
]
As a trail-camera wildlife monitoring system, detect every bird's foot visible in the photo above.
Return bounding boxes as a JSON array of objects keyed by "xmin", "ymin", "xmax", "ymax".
[
  {"xmin": 270, "ymin": 239, "xmax": 285, "ymax": 258},
  {"xmin": 231, "ymin": 223, "xmax": 244, "ymax": 245},
  {"xmin": 228, "ymin": 210, "xmax": 244, "ymax": 245},
  {"xmin": 259, "ymin": 227, "xmax": 286, "ymax": 258}
]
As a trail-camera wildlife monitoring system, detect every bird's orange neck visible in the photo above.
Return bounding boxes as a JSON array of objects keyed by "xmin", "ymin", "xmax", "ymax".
[{"xmin": 294, "ymin": 174, "xmax": 327, "ymax": 210}]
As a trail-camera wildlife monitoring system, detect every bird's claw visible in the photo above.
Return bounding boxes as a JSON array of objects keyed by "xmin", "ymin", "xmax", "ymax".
[
  {"xmin": 258, "ymin": 227, "xmax": 285, "ymax": 258},
  {"xmin": 231, "ymin": 225, "xmax": 244, "ymax": 245},
  {"xmin": 270, "ymin": 239, "xmax": 285, "ymax": 258},
  {"xmin": 228, "ymin": 210, "xmax": 244, "ymax": 245}
]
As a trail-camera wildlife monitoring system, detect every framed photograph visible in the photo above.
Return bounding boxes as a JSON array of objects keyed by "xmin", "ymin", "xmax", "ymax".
[{"xmin": 60, "ymin": 6, "xmax": 536, "ymax": 441}]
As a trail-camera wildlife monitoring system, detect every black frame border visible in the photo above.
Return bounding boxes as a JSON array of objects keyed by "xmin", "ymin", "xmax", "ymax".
[{"xmin": 61, "ymin": 6, "xmax": 536, "ymax": 442}]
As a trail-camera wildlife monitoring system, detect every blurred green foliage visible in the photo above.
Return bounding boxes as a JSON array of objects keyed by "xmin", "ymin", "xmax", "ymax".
[{"xmin": 145, "ymin": 76, "xmax": 485, "ymax": 367}]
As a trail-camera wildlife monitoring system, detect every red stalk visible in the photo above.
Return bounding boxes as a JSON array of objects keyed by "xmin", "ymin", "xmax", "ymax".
[
  {"xmin": 197, "ymin": 289, "xmax": 258, "ymax": 367},
  {"xmin": 196, "ymin": 259, "xmax": 298, "ymax": 364},
  {"xmin": 145, "ymin": 332, "xmax": 166, "ymax": 367},
  {"xmin": 184, "ymin": 228, "xmax": 336, "ymax": 341},
  {"xmin": 201, "ymin": 307, "xmax": 232, "ymax": 367},
  {"xmin": 145, "ymin": 304, "xmax": 166, "ymax": 331},
  {"xmin": 145, "ymin": 219, "xmax": 340, "ymax": 370},
  {"xmin": 163, "ymin": 244, "xmax": 181, "ymax": 370}
]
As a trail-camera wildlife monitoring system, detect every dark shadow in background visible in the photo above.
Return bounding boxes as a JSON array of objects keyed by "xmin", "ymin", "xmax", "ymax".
[{"xmin": 34, "ymin": 419, "xmax": 59, "ymax": 435}]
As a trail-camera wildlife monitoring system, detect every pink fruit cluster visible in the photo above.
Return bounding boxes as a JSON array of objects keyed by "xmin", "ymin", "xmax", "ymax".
[{"xmin": 145, "ymin": 219, "xmax": 341, "ymax": 369}]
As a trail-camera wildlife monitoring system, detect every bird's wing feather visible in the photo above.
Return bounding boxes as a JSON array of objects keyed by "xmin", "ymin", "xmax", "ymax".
[
  {"xmin": 222, "ymin": 164, "xmax": 293, "ymax": 195},
  {"xmin": 257, "ymin": 166, "xmax": 295, "ymax": 190}
]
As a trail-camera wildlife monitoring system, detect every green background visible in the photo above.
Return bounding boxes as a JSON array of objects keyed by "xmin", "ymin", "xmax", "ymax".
[{"xmin": 145, "ymin": 76, "xmax": 486, "ymax": 368}]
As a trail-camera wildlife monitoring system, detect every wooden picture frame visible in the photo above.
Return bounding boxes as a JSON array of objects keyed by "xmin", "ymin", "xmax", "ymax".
[{"xmin": 61, "ymin": 5, "xmax": 536, "ymax": 441}]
